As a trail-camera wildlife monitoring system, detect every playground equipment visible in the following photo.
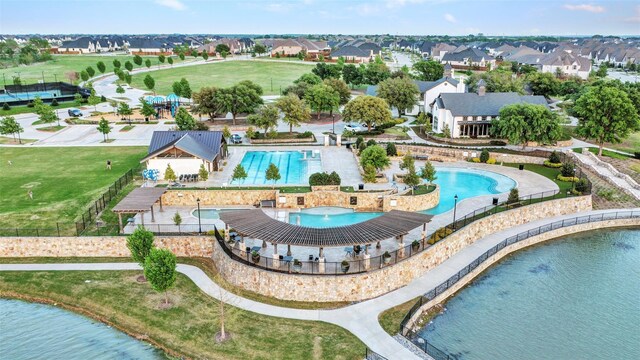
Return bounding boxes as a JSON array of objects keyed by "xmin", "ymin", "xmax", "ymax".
[{"xmin": 142, "ymin": 93, "xmax": 183, "ymax": 119}]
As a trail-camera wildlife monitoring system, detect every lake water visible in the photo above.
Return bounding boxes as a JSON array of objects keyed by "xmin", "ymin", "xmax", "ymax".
[
  {"xmin": 417, "ymin": 229, "xmax": 640, "ymax": 360},
  {"xmin": 0, "ymin": 299, "xmax": 164, "ymax": 360}
]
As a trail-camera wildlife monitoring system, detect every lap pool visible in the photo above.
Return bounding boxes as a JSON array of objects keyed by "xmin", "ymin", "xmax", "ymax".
[
  {"xmin": 0, "ymin": 90, "xmax": 62, "ymax": 102},
  {"xmin": 235, "ymin": 150, "xmax": 322, "ymax": 185},
  {"xmin": 290, "ymin": 167, "xmax": 515, "ymax": 228}
]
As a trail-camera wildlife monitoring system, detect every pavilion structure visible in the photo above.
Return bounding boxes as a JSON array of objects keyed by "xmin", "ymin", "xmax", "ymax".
[
  {"xmin": 218, "ymin": 209, "xmax": 433, "ymax": 274},
  {"xmin": 112, "ymin": 187, "xmax": 167, "ymax": 233}
]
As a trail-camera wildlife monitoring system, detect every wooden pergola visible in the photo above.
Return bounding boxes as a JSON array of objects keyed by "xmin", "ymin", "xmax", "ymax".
[{"xmin": 112, "ymin": 187, "xmax": 167, "ymax": 232}]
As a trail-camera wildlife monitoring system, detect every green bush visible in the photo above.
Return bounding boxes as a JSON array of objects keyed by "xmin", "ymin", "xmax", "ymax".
[
  {"xmin": 480, "ymin": 149, "xmax": 490, "ymax": 163},
  {"xmin": 309, "ymin": 171, "xmax": 341, "ymax": 186},
  {"xmin": 427, "ymin": 227, "xmax": 453, "ymax": 245},
  {"xmin": 557, "ymin": 174, "xmax": 579, "ymax": 182},
  {"xmin": 548, "ymin": 151, "xmax": 561, "ymax": 164},
  {"xmin": 386, "ymin": 142, "xmax": 397, "ymax": 156},
  {"xmin": 366, "ymin": 139, "xmax": 377, "ymax": 147},
  {"xmin": 297, "ymin": 131, "xmax": 313, "ymax": 138},
  {"xmin": 507, "ymin": 188, "xmax": 520, "ymax": 204},
  {"xmin": 486, "ymin": 158, "xmax": 496, "ymax": 165},
  {"xmin": 489, "ymin": 140, "xmax": 507, "ymax": 146},
  {"xmin": 560, "ymin": 162, "xmax": 575, "ymax": 177},
  {"xmin": 26, "ymin": 102, "xmax": 34, "ymax": 108},
  {"xmin": 51, "ymin": 99, "xmax": 59, "ymax": 106},
  {"xmin": 355, "ymin": 135, "xmax": 364, "ymax": 149},
  {"xmin": 543, "ymin": 160, "xmax": 563, "ymax": 168},
  {"xmin": 575, "ymin": 178, "xmax": 589, "ymax": 193},
  {"xmin": 2, "ymin": 102, "xmax": 10, "ymax": 110}
]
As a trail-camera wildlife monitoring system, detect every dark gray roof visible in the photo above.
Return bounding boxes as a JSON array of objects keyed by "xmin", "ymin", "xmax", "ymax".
[
  {"xmin": 331, "ymin": 45, "xmax": 371, "ymax": 58},
  {"xmin": 442, "ymin": 48, "xmax": 494, "ymax": 62},
  {"xmin": 219, "ymin": 209, "xmax": 433, "ymax": 247},
  {"xmin": 367, "ymin": 77, "xmax": 459, "ymax": 96},
  {"xmin": 127, "ymin": 38, "xmax": 167, "ymax": 49},
  {"xmin": 438, "ymin": 92, "xmax": 548, "ymax": 116},
  {"xmin": 61, "ymin": 36, "xmax": 93, "ymax": 48},
  {"xmin": 144, "ymin": 131, "xmax": 224, "ymax": 161}
]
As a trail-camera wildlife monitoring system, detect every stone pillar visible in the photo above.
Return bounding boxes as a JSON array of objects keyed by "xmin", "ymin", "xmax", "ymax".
[
  {"xmin": 287, "ymin": 244, "xmax": 292, "ymax": 256},
  {"xmin": 239, "ymin": 237, "xmax": 246, "ymax": 257},
  {"xmin": 272, "ymin": 243, "xmax": 280, "ymax": 269},
  {"xmin": 318, "ymin": 257, "xmax": 325, "ymax": 273},
  {"xmin": 397, "ymin": 235, "xmax": 405, "ymax": 258},
  {"xmin": 376, "ymin": 241, "xmax": 381, "ymax": 249},
  {"xmin": 336, "ymin": 134, "xmax": 342, "ymax": 147},
  {"xmin": 363, "ymin": 253, "xmax": 371, "ymax": 270},
  {"xmin": 324, "ymin": 135, "xmax": 330, "ymax": 147},
  {"xmin": 319, "ymin": 247, "xmax": 324, "ymax": 258},
  {"xmin": 224, "ymin": 224, "xmax": 230, "ymax": 241}
]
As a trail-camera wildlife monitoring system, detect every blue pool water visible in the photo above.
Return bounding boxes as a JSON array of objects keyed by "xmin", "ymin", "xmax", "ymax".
[
  {"xmin": 0, "ymin": 299, "xmax": 163, "ymax": 359},
  {"xmin": 192, "ymin": 208, "xmax": 247, "ymax": 220},
  {"xmin": 0, "ymin": 90, "xmax": 62, "ymax": 102},
  {"xmin": 236, "ymin": 151, "xmax": 322, "ymax": 185},
  {"xmin": 290, "ymin": 168, "xmax": 515, "ymax": 227},
  {"xmin": 417, "ymin": 229, "xmax": 640, "ymax": 360}
]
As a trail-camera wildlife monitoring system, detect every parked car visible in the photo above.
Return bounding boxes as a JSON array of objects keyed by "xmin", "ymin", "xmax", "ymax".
[
  {"xmin": 67, "ymin": 108, "xmax": 82, "ymax": 117},
  {"xmin": 344, "ymin": 123, "xmax": 362, "ymax": 132},
  {"xmin": 230, "ymin": 134, "xmax": 242, "ymax": 144}
]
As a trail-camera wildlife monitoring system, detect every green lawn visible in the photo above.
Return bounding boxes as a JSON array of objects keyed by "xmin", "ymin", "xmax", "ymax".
[
  {"xmin": 0, "ymin": 147, "xmax": 146, "ymax": 228},
  {"xmin": 0, "ymin": 101, "xmax": 77, "ymax": 116},
  {"xmin": 130, "ymin": 60, "xmax": 315, "ymax": 95},
  {"xmin": 502, "ymin": 163, "xmax": 573, "ymax": 193},
  {"xmin": 605, "ymin": 132, "xmax": 640, "ymax": 154},
  {"xmin": 0, "ymin": 136, "xmax": 37, "ymax": 144},
  {"xmin": 1, "ymin": 54, "xmax": 193, "ymax": 84},
  {"xmin": 0, "ymin": 270, "xmax": 364, "ymax": 360}
]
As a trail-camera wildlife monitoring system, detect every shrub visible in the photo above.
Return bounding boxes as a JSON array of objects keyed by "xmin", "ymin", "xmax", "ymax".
[
  {"xmin": 507, "ymin": 188, "xmax": 519, "ymax": 204},
  {"xmin": 486, "ymin": 158, "xmax": 496, "ymax": 165},
  {"xmin": 386, "ymin": 142, "xmax": 397, "ymax": 156},
  {"xmin": 427, "ymin": 227, "xmax": 453, "ymax": 245},
  {"xmin": 560, "ymin": 162, "xmax": 575, "ymax": 177},
  {"xmin": 100, "ymin": 95, "xmax": 107, "ymax": 102},
  {"xmin": 358, "ymin": 141, "xmax": 367, "ymax": 153},
  {"xmin": 267, "ymin": 129, "xmax": 278, "ymax": 139},
  {"xmin": 246, "ymin": 126, "xmax": 256, "ymax": 139},
  {"xmin": 557, "ymin": 174, "xmax": 579, "ymax": 182},
  {"xmin": 363, "ymin": 164, "xmax": 377, "ymax": 183},
  {"xmin": 366, "ymin": 139, "xmax": 377, "ymax": 147},
  {"xmin": 489, "ymin": 140, "xmax": 506, "ymax": 146},
  {"xmin": 297, "ymin": 131, "xmax": 313, "ymax": 138},
  {"xmin": 549, "ymin": 151, "xmax": 561, "ymax": 164},
  {"xmin": 26, "ymin": 102, "xmax": 34, "ymax": 108},
  {"xmin": 309, "ymin": 171, "xmax": 341, "ymax": 186},
  {"xmin": 480, "ymin": 149, "xmax": 490, "ymax": 163},
  {"xmin": 51, "ymin": 99, "xmax": 59, "ymax": 106},
  {"xmin": 575, "ymin": 178, "xmax": 589, "ymax": 193},
  {"xmin": 543, "ymin": 160, "xmax": 563, "ymax": 168},
  {"xmin": 355, "ymin": 135, "xmax": 364, "ymax": 149},
  {"xmin": 471, "ymin": 157, "xmax": 481, "ymax": 163},
  {"xmin": 194, "ymin": 122, "xmax": 209, "ymax": 130},
  {"xmin": 172, "ymin": 212, "xmax": 182, "ymax": 226},
  {"xmin": 2, "ymin": 102, "xmax": 10, "ymax": 110},
  {"xmin": 597, "ymin": 188, "xmax": 615, "ymax": 201}
]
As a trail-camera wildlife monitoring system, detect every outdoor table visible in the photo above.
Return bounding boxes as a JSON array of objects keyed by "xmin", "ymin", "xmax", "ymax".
[
  {"xmin": 229, "ymin": 231, "xmax": 238, "ymax": 239},
  {"xmin": 344, "ymin": 247, "xmax": 353, "ymax": 257},
  {"xmin": 283, "ymin": 256, "xmax": 293, "ymax": 263},
  {"xmin": 250, "ymin": 246, "xmax": 261, "ymax": 253}
]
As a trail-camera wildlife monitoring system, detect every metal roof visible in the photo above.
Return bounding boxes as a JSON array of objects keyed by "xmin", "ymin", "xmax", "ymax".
[
  {"xmin": 438, "ymin": 92, "xmax": 548, "ymax": 117},
  {"xmin": 219, "ymin": 209, "xmax": 433, "ymax": 247},
  {"xmin": 113, "ymin": 187, "xmax": 166, "ymax": 213},
  {"xmin": 142, "ymin": 131, "xmax": 224, "ymax": 162}
]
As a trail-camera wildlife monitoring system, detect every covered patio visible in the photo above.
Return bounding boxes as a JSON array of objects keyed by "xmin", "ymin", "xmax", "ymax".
[
  {"xmin": 113, "ymin": 187, "xmax": 167, "ymax": 233},
  {"xmin": 218, "ymin": 209, "xmax": 433, "ymax": 274}
]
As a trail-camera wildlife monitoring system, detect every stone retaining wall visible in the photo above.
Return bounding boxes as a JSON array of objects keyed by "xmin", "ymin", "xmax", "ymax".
[
  {"xmin": 212, "ymin": 196, "xmax": 592, "ymax": 302},
  {"xmin": 162, "ymin": 189, "xmax": 277, "ymax": 206},
  {"xmin": 0, "ymin": 236, "xmax": 213, "ymax": 258},
  {"xmin": 404, "ymin": 216, "xmax": 639, "ymax": 331},
  {"xmin": 396, "ymin": 145, "xmax": 545, "ymax": 164}
]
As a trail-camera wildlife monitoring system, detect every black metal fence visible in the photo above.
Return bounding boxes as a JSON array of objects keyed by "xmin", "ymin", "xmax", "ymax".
[{"xmin": 399, "ymin": 210, "xmax": 640, "ymax": 360}]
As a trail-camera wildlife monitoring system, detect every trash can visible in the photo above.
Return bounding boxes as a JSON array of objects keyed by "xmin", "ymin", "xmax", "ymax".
[
  {"xmin": 358, "ymin": 184, "xmax": 364, "ymax": 190},
  {"xmin": 346, "ymin": 142, "xmax": 351, "ymax": 149},
  {"xmin": 518, "ymin": 164, "xmax": 525, "ymax": 170},
  {"xmin": 492, "ymin": 197, "xmax": 499, "ymax": 205}
]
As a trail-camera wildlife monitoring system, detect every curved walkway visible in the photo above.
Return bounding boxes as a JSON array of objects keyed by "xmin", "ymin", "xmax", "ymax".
[{"xmin": 1, "ymin": 208, "xmax": 637, "ymax": 359}]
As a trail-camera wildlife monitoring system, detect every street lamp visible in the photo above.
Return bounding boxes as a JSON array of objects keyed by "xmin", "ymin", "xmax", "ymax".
[
  {"xmin": 332, "ymin": 114, "xmax": 336, "ymax": 134},
  {"xmin": 452, "ymin": 194, "xmax": 459, "ymax": 230},
  {"xmin": 196, "ymin": 198, "xmax": 202, "ymax": 234}
]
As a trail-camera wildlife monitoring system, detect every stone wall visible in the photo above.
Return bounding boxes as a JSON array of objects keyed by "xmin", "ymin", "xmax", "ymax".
[
  {"xmin": 404, "ymin": 216, "xmax": 639, "ymax": 331},
  {"xmin": 382, "ymin": 187, "xmax": 440, "ymax": 212},
  {"xmin": 211, "ymin": 196, "xmax": 592, "ymax": 302},
  {"xmin": 162, "ymin": 189, "xmax": 277, "ymax": 206},
  {"xmin": 396, "ymin": 145, "xmax": 545, "ymax": 164},
  {"xmin": 0, "ymin": 236, "xmax": 213, "ymax": 258},
  {"xmin": 278, "ymin": 189, "xmax": 386, "ymax": 211}
]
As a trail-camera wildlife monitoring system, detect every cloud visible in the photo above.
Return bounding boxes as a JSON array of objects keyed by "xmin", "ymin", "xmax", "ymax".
[
  {"xmin": 349, "ymin": 3, "xmax": 382, "ymax": 16},
  {"xmin": 444, "ymin": 13, "xmax": 457, "ymax": 23},
  {"xmin": 155, "ymin": 0, "xmax": 186, "ymax": 11},
  {"xmin": 563, "ymin": 4, "xmax": 605, "ymax": 13},
  {"xmin": 625, "ymin": 5, "xmax": 640, "ymax": 23},
  {"xmin": 264, "ymin": 3, "xmax": 293, "ymax": 13}
]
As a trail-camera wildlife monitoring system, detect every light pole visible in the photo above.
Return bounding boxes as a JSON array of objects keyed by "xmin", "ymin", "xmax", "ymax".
[
  {"xmin": 452, "ymin": 194, "xmax": 459, "ymax": 230},
  {"xmin": 196, "ymin": 198, "xmax": 202, "ymax": 234},
  {"xmin": 332, "ymin": 114, "xmax": 336, "ymax": 134}
]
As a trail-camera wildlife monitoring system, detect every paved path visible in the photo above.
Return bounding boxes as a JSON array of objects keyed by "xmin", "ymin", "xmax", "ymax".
[
  {"xmin": 2, "ymin": 208, "xmax": 636, "ymax": 359},
  {"xmin": 571, "ymin": 151, "xmax": 640, "ymax": 200}
]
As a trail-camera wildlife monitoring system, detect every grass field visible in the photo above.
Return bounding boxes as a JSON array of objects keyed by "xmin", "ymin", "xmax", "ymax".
[
  {"xmin": 0, "ymin": 270, "xmax": 365, "ymax": 359},
  {"xmin": 0, "ymin": 147, "xmax": 146, "ymax": 228},
  {"xmin": 605, "ymin": 131, "xmax": 640, "ymax": 154},
  {"xmin": 129, "ymin": 60, "xmax": 314, "ymax": 95},
  {"xmin": 1, "ymin": 54, "xmax": 192, "ymax": 84}
]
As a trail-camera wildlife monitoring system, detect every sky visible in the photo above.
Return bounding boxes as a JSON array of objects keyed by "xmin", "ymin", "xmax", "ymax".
[{"xmin": 0, "ymin": 0, "xmax": 639, "ymax": 36}]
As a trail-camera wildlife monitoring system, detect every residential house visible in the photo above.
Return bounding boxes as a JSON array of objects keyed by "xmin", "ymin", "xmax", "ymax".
[
  {"xmin": 126, "ymin": 38, "xmax": 170, "ymax": 55},
  {"xmin": 270, "ymin": 38, "xmax": 329, "ymax": 59},
  {"xmin": 441, "ymin": 48, "xmax": 496, "ymax": 69},
  {"xmin": 331, "ymin": 45, "xmax": 375, "ymax": 63},
  {"xmin": 431, "ymin": 43, "xmax": 458, "ymax": 61},
  {"xmin": 59, "ymin": 37, "xmax": 96, "ymax": 54},
  {"xmin": 431, "ymin": 81, "xmax": 548, "ymax": 138},
  {"xmin": 141, "ymin": 131, "xmax": 227, "ymax": 180}
]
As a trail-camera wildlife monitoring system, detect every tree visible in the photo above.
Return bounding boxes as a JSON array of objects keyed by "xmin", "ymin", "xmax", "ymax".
[
  {"xmin": 199, "ymin": 164, "xmax": 209, "ymax": 181},
  {"xmin": 386, "ymin": 142, "xmax": 397, "ymax": 156},
  {"xmin": 124, "ymin": 61, "xmax": 133, "ymax": 72},
  {"xmin": 116, "ymin": 85, "xmax": 125, "ymax": 94},
  {"xmin": 80, "ymin": 70, "xmax": 89, "ymax": 82},
  {"xmin": 202, "ymin": 52, "xmax": 209, "ymax": 61},
  {"xmin": 174, "ymin": 107, "xmax": 197, "ymax": 130},
  {"xmin": 126, "ymin": 226, "xmax": 155, "ymax": 267},
  {"xmin": 343, "ymin": 95, "xmax": 392, "ymax": 132},
  {"xmin": 265, "ymin": 163, "xmax": 281, "ymax": 188},
  {"xmin": 113, "ymin": 59, "xmax": 121, "ymax": 69},
  {"xmin": 218, "ymin": 81, "xmax": 264, "ymax": 125},
  {"xmin": 193, "ymin": 86, "xmax": 224, "ymax": 120},
  {"xmin": 164, "ymin": 164, "xmax": 177, "ymax": 181},
  {"xmin": 167, "ymin": 57, "xmax": 174, "ymax": 66},
  {"xmin": 158, "ymin": 54, "xmax": 166, "ymax": 63},
  {"xmin": 573, "ymin": 84, "xmax": 639, "ymax": 156},
  {"xmin": 342, "ymin": 64, "xmax": 362, "ymax": 87},
  {"xmin": 65, "ymin": 71, "xmax": 79, "ymax": 83},
  {"xmin": 173, "ymin": 212, "xmax": 182, "ymax": 226},
  {"xmin": 97, "ymin": 117, "xmax": 111, "ymax": 141},
  {"xmin": 0, "ymin": 116, "xmax": 23, "ymax": 144},
  {"xmin": 247, "ymin": 104, "xmax": 279, "ymax": 136},
  {"xmin": 595, "ymin": 64, "xmax": 607, "ymax": 78},
  {"xmin": 363, "ymin": 164, "xmax": 377, "ymax": 183},
  {"xmin": 145, "ymin": 59, "xmax": 152, "ymax": 68},
  {"xmin": 304, "ymin": 83, "xmax": 339, "ymax": 120},
  {"xmin": 295, "ymin": 73, "xmax": 322, "ymax": 86},
  {"xmin": 74, "ymin": 93, "xmax": 83, "ymax": 107},
  {"xmin": 118, "ymin": 102, "xmax": 133, "ymax": 122},
  {"xmin": 527, "ymin": 72, "xmax": 560, "ymax": 98},
  {"xmin": 420, "ymin": 161, "xmax": 437, "ymax": 184},
  {"xmin": 215, "ymin": 44, "xmax": 230, "ymax": 55},
  {"xmin": 172, "ymin": 81, "xmax": 183, "ymax": 97},
  {"xmin": 133, "ymin": 54, "xmax": 143, "ymax": 66},
  {"xmin": 140, "ymin": 99, "xmax": 155, "ymax": 119},
  {"xmin": 359, "ymin": 145, "xmax": 390, "ymax": 172},
  {"xmin": 38, "ymin": 104, "xmax": 57, "ymax": 126},
  {"xmin": 178, "ymin": 53, "xmax": 185, "ymax": 61},
  {"xmin": 87, "ymin": 89, "xmax": 101, "ymax": 111},
  {"xmin": 312, "ymin": 63, "xmax": 341, "ymax": 79},
  {"xmin": 323, "ymin": 78, "xmax": 351, "ymax": 107},
  {"xmin": 412, "ymin": 60, "xmax": 444, "ymax": 81},
  {"xmin": 403, "ymin": 168, "xmax": 420, "ymax": 194},
  {"xmin": 144, "ymin": 248, "xmax": 177, "ymax": 305},
  {"xmin": 275, "ymin": 94, "xmax": 311, "ymax": 133},
  {"xmin": 254, "ymin": 43, "xmax": 266, "ymax": 55},
  {"xmin": 96, "ymin": 61, "xmax": 106, "ymax": 74},
  {"xmin": 143, "ymin": 74, "xmax": 155, "ymax": 92},
  {"xmin": 179, "ymin": 78, "xmax": 192, "ymax": 99},
  {"xmin": 377, "ymin": 77, "xmax": 419, "ymax": 115},
  {"xmin": 363, "ymin": 61, "xmax": 390, "ymax": 85},
  {"xmin": 222, "ymin": 125, "xmax": 231, "ymax": 139},
  {"xmin": 231, "ymin": 164, "xmax": 248, "ymax": 184},
  {"xmin": 124, "ymin": 72, "xmax": 132, "ymax": 85},
  {"xmin": 491, "ymin": 103, "xmax": 562, "ymax": 149},
  {"xmin": 399, "ymin": 152, "xmax": 415, "ymax": 172}
]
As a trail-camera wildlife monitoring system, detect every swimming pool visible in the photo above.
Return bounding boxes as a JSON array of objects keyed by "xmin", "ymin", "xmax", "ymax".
[
  {"xmin": 0, "ymin": 90, "xmax": 62, "ymax": 102},
  {"xmin": 192, "ymin": 208, "xmax": 247, "ymax": 220},
  {"xmin": 236, "ymin": 151, "xmax": 322, "ymax": 185},
  {"xmin": 289, "ymin": 167, "xmax": 515, "ymax": 227}
]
